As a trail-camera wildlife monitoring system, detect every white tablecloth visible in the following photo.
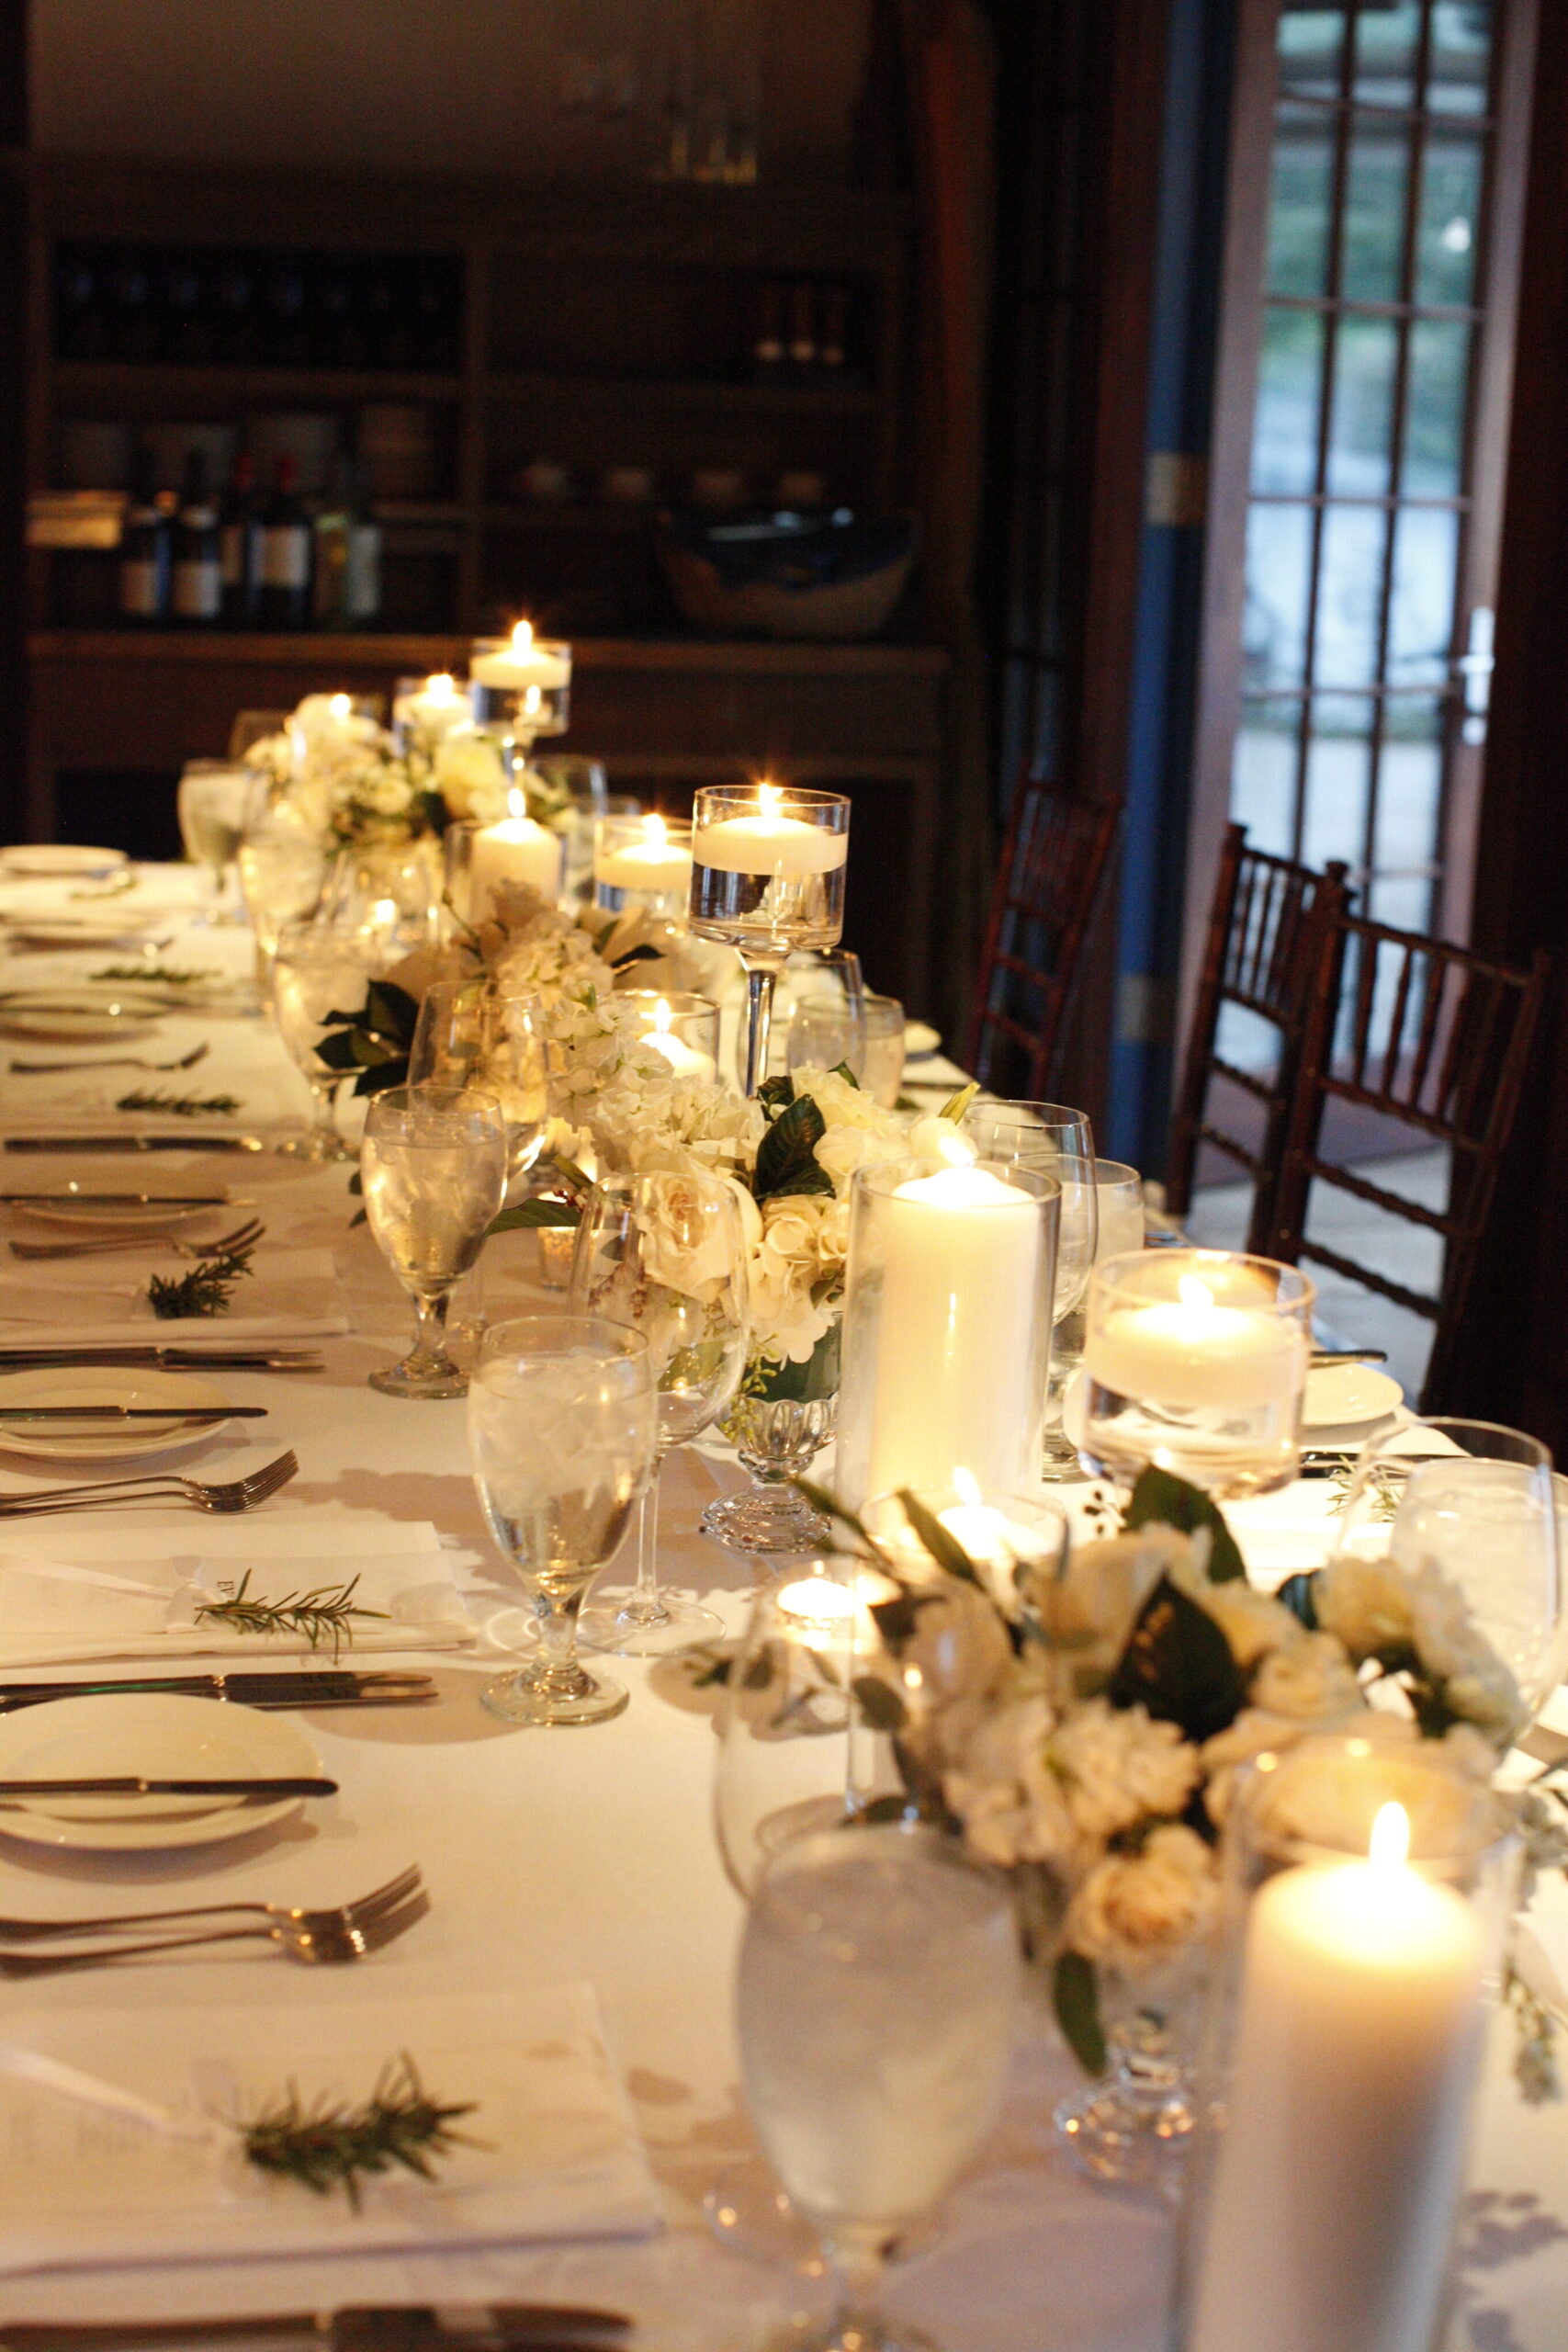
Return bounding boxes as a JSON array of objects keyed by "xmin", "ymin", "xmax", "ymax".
[{"xmin": 0, "ymin": 863, "xmax": 1561, "ymax": 2351}]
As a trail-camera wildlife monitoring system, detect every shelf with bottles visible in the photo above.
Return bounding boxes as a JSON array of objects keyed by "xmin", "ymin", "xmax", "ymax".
[
  {"xmin": 54, "ymin": 363, "xmax": 465, "ymax": 407},
  {"xmin": 484, "ymin": 371, "xmax": 874, "ymax": 417}
]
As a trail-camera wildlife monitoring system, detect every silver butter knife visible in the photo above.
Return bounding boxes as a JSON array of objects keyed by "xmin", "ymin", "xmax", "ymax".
[
  {"xmin": 0, "ymin": 1405, "xmax": 268, "ymax": 1421},
  {"xmin": 0, "ymin": 1193, "xmax": 235, "ymax": 1206},
  {"xmin": 0, "ymin": 2307, "xmax": 632, "ymax": 2350},
  {"xmin": 0, "ymin": 1776, "xmax": 337, "ymax": 1798},
  {"xmin": 0, "ymin": 1351, "xmax": 321, "ymax": 1372},
  {"xmin": 4, "ymin": 1136, "xmax": 265, "ymax": 1154}
]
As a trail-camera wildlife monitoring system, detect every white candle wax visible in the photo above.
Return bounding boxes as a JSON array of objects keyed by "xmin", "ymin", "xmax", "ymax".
[
  {"xmin": 469, "ymin": 622, "xmax": 571, "ymax": 693},
  {"xmin": 468, "ymin": 803, "xmax": 564, "ymax": 916},
  {"xmin": 400, "ymin": 673, "xmax": 470, "ymax": 740},
  {"xmin": 595, "ymin": 816, "xmax": 694, "ymax": 891},
  {"xmin": 938, "ymin": 1501, "xmax": 1043, "ymax": 1568},
  {"xmin": 841, "ymin": 1165, "xmax": 1047, "ymax": 1505},
  {"xmin": 642, "ymin": 1028, "xmax": 716, "ymax": 1081},
  {"xmin": 692, "ymin": 811, "xmax": 848, "ymax": 877},
  {"xmin": 1190, "ymin": 1822, "xmax": 1486, "ymax": 2352},
  {"xmin": 1087, "ymin": 1288, "xmax": 1305, "ymax": 1408}
]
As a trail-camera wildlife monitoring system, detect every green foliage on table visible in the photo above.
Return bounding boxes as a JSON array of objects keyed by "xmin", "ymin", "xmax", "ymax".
[
  {"xmin": 1053, "ymin": 1949, "xmax": 1107, "ymax": 2078},
  {"xmin": 753, "ymin": 1080, "xmax": 835, "ymax": 1202},
  {"xmin": 241, "ymin": 2054, "xmax": 478, "ymax": 2208},
  {"xmin": 1122, "ymin": 1464, "xmax": 1247, "ymax": 1584},
  {"xmin": 148, "ymin": 1230, "xmax": 260, "ymax": 1318},
  {"xmin": 313, "ymin": 980, "xmax": 421, "ymax": 1099},
  {"xmin": 1106, "ymin": 1575, "xmax": 1248, "ymax": 1746},
  {"xmin": 194, "ymin": 1568, "xmax": 388, "ymax": 1658},
  {"xmin": 117, "ymin": 1088, "xmax": 242, "ymax": 1117}
]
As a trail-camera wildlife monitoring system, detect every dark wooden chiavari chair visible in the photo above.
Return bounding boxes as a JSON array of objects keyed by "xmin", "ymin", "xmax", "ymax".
[
  {"xmin": 964, "ymin": 779, "xmax": 1122, "ymax": 1101},
  {"xmin": 1165, "ymin": 822, "xmax": 1353, "ymax": 1248},
  {"xmin": 1260, "ymin": 908, "xmax": 1549, "ymax": 1412}
]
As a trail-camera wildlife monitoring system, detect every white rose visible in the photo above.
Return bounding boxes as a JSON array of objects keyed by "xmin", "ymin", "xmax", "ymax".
[
  {"xmin": 434, "ymin": 731, "xmax": 509, "ymax": 821},
  {"xmin": 1185, "ymin": 1577, "xmax": 1303, "ymax": 1669},
  {"xmin": 637, "ymin": 1170, "xmax": 749, "ymax": 1306},
  {"xmin": 1249, "ymin": 1631, "xmax": 1365, "ymax": 1721},
  {"xmin": 942, "ymin": 1693, "xmax": 1081, "ymax": 1873},
  {"xmin": 1049, "ymin": 1698, "xmax": 1202, "ymax": 1839},
  {"xmin": 1066, "ymin": 1824, "xmax": 1219, "ymax": 1973},
  {"xmin": 1021, "ymin": 1526, "xmax": 1182, "ymax": 1690},
  {"xmin": 1314, "ymin": 1555, "xmax": 1416, "ymax": 1660}
]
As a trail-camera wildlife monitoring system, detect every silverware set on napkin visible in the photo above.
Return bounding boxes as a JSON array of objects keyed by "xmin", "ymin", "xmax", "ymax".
[
  {"xmin": 0, "ymin": 1449, "xmax": 299, "ymax": 1517},
  {"xmin": 9, "ymin": 1043, "xmax": 213, "ymax": 1077},
  {"xmin": 11, "ymin": 1214, "xmax": 265, "ymax": 1262}
]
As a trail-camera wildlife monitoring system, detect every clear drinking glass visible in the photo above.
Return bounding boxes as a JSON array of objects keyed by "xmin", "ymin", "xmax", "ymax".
[
  {"xmin": 268, "ymin": 921, "xmax": 381, "ymax": 1160},
  {"xmin": 1336, "ymin": 1418, "xmax": 1564, "ymax": 1735},
  {"xmin": 571, "ymin": 1170, "xmax": 751, "ymax": 1653},
  {"xmin": 1047, "ymin": 1159, "xmax": 1145, "ymax": 1470},
  {"xmin": 468, "ymin": 1315, "xmax": 656, "ymax": 1726},
  {"xmin": 317, "ymin": 841, "xmax": 440, "ymax": 962},
  {"xmin": 176, "ymin": 759, "xmax": 250, "ymax": 922},
  {"xmin": 361, "ymin": 1084, "xmax": 508, "ymax": 1397},
  {"xmin": 237, "ymin": 776, "xmax": 330, "ymax": 971},
  {"xmin": 689, "ymin": 783, "xmax": 851, "ymax": 1095},
  {"xmin": 737, "ymin": 1824, "xmax": 1019, "ymax": 2352},
  {"xmin": 1081, "ymin": 1248, "xmax": 1314, "ymax": 1497},
  {"xmin": 788, "ymin": 991, "xmax": 906, "ymax": 1110},
  {"xmin": 961, "ymin": 1101, "xmax": 1097, "ymax": 1479}
]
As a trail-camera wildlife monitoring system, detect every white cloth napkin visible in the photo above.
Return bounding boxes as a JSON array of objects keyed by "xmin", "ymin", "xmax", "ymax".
[
  {"xmin": 0, "ymin": 1247, "xmax": 349, "ymax": 1343},
  {"xmin": 0, "ymin": 1982, "xmax": 661, "ymax": 2272},
  {"xmin": 0, "ymin": 1518, "xmax": 475, "ymax": 1663}
]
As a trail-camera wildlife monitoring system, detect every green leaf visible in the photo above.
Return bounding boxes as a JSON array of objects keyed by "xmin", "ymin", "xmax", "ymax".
[
  {"xmin": 753, "ymin": 1092, "xmax": 833, "ymax": 1202},
  {"xmin": 852, "ymin": 1674, "xmax": 908, "ymax": 1733},
  {"xmin": 1122, "ymin": 1466, "xmax": 1247, "ymax": 1585},
  {"xmin": 1054, "ymin": 1951, "xmax": 1107, "ymax": 2077},
  {"xmin": 757, "ymin": 1074, "xmax": 797, "ymax": 1118},
  {"xmin": 487, "ymin": 1199, "xmax": 582, "ymax": 1234},
  {"xmin": 1107, "ymin": 1573, "xmax": 1248, "ymax": 1745},
  {"xmin": 364, "ymin": 980, "xmax": 420, "ymax": 1046},
  {"xmin": 352, "ymin": 1058, "xmax": 411, "ymax": 1097},
  {"xmin": 940, "ymin": 1080, "xmax": 979, "ymax": 1122},
  {"xmin": 610, "ymin": 941, "xmax": 664, "ymax": 969},
  {"xmin": 829, "ymin": 1060, "xmax": 862, "ymax": 1089},
  {"xmin": 314, "ymin": 1027, "xmax": 367, "ymax": 1073},
  {"xmin": 896, "ymin": 1489, "xmax": 986, "ymax": 1589},
  {"xmin": 1275, "ymin": 1570, "xmax": 1320, "ymax": 1630},
  {"xmin": 748, "ymin": 1323, "xmax": 841, "ymax": 1402}
]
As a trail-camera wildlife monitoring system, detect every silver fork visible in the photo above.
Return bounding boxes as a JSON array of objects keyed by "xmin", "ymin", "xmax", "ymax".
[
  {"xmin": 9, "ymin": 1043, "xmax": 211, "ymax": 1077},
  {"xmin": 0, "ymin": 1448, "xmax": 299, "ymax": 1518},
  {"xmin": 10, "ymin": 1215, "xmax": 265, "ymax": 1261},
  {"xmin": 0, "ymin": 1860, "xmax": 422, "ymax": 1943},
  {"xmin": 0, "ymin": 1888, "xmax": 430, "ymax": 1974}
]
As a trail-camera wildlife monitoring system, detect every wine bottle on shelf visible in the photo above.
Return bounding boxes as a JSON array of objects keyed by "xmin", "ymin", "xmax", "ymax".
[
  {"xmin": 118, "ymin": 453, "xmax": 172, "ymax": 625},
  {"xmin": 311, "ymin": 454, "xmax": 381, "ymax": 628},
  {"xmin": 257, "ymin": 454, "xmax": 312, "ymax": 629},
  {"xmin": 218, "ymin": 450, "xmax": 263, "ymax": 628},
  {"xmin": 170, "ymin": 451, "xmax": 222, "ymax": 627}
]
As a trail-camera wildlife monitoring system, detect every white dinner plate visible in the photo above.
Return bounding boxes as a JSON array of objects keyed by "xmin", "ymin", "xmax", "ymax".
[
  {"xmin": 0, "ymin": 1368, "xmax": 234, "ymax": 1462},
  {"xmin": 904, "ymin": 1021, "xmax": 942, "ymax": 1058},
  {"xmin": 17, "ymin": 1193, "xmax": 224, "ymax": 1233},
  {"xmin": 0, "ymin": 988, "xmax": 166, "ymax": 1043},
  {"xmin": 0, "ymin": 1693, "xmax": 321, "ymax": 1851},
  {"xmin": 1302, "ymin": 1361, "xmax": 1404, "ymax": 1432},
  {"xmin": 0, "ymin": 924, "xmax": 161, "ymax": 954},
  {"xmin": 0, "ymin": 846, "xmax": 127, "ymax": 879}
]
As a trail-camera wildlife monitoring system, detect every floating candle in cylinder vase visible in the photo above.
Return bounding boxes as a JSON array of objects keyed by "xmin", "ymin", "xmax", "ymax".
[
  {"xmin": 467, "ymin": 789, "xmax": 564, "ymax": 917},
  {"xmin": 468, "ymin": 621, "xmax": 571, "ymax": 735},
  {"xmin": 594, "ymin": 811, "xmax": 694, "ymax": 918},
  {"xmin": 393, "ymin": 671, "xmax": 470, "ymax": 750},
  {"xmin": 836, "ymin": 1158, "xmax": 1060, "ymax": 1507},
  {"xmin": 688, "ymin": 782, "xmax": 851, "ymax": 1095},
  {"xmin": 617, "ymin": 989, "xmax": 719, "ymax": 1082}
]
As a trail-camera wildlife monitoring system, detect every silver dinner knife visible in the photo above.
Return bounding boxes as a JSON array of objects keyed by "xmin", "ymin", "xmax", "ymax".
[
  {"xmin": 0, "ymin": 2307, "xmax": 632, "ymax": 2349},
  {"xmin": 0, "ymin": 1405, "xmax": 268, "ymax": 1421},
  {"xmin": 4, "ymin": 1136, "xmax": 265, "ymax": 1154},
  {"xmin": 0, "ymin": 1193, "xmax": 236, "ymax": 1205},
  {"xmin": 0, "ymin": 1776, "xmax": 337, "ymax": 1799}
]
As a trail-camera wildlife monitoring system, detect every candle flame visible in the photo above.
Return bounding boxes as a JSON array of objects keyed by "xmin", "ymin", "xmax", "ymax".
[
  {"xmin": 427, "ymin": 672, "xmax": 457, "ymax": 698},
  {"xmin": 953, "ymin": 1466, "xmax": 983, "ymax": 1509},
  {"xmin": 644, "ymin": 811, "xmax": 668, "ymax": 850},
  {"xmin": 510, "ymin": 620, "xmax": 534, "ymax": 652},
  {"xmin": 931, "ymin": 1125, "xmax": 978, "ymax": 1170},
  {"xmin": 507, "ymin": 787, "xmax": 526, "ymax": 820},
  {"xmin": 1178, "ymin": 1274, "xmax": 1215, "ymax": 1310},
  {"xmin": 372, "ymin": 898, "xmax": 397, "ymax": 927},
  {"xmin": 1370, "ymin": 1802, "xmax": 1410, "ymax": 1870},
  {"xmin": 330, "ymin": 693, "xmax": 351, "ymax": 719},
  {"xmin": 654, "ymin": 997, "xmax": 672, "ymax": 1035},
  {"xmin": 758, "ymin": 781, "xmax": 783, "ymax": 819}
]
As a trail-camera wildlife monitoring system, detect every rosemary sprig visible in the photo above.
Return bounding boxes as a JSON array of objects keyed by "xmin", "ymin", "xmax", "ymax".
[
  {"xmin": 148, "ymin": 1231, "xmax": 260, "ymax": 1319},
  {"xmin": 117, "ymin": 1087, "xmax": 243, "ymax": 1116},
  {"xmin": 91, "ymin": 961, "xmax": 219, "ymax": 985},
  {"xmin": 195, "ymin": 1568, "xmax": 389, "ymax": 1657},
  {"xmin": 241, "ymin": 2054, "xmax": 479, "ymax": 2208}
]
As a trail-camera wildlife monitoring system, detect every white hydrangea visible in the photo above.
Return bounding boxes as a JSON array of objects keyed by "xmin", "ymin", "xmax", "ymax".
[
  {"xmin": 1049, "ymin": 1697, "xmax": 1202, "ymax": 1840},
  {"xmin": 1314, "ymin": 1554, "xmax": 1417, "ymax": 1660},
  {"xmin": 1249, "ymin": 1630, "xmax": 1365, "ymax": 1721},
  {"xmin": 942, "ymin": 1693, "xmax": 1082, "ymax": 1873}
]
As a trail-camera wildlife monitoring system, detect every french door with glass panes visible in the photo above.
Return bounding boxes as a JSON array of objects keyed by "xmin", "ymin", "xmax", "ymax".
[{"xmin": 1187, "ymin": 0, "xmax": 1536, "ymax": 998}]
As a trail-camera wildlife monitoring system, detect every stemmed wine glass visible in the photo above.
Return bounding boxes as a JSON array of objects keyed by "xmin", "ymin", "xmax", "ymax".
[
  {"xmin": 360, "ymin": 1083, "xmax": 508, "ymax": 1397},
  {"xmin": 737, "ymin": 1824, "xmax": 1019, "ymax": 2352},
  {"xmin": 570, "ymin": 1170, "xmax": 750, "ymax": 1653},
  {"xmin": 236, "ymin": 775, "xmax": 329, "ymax": 974},
  {"xmin": 689, "ymin": 783, "xmax": 851, "ymax": 1096},
  {"xmin": 468, "ymin": 1316, "xmax": 657, "ymax": 1727},
  {"xmin": 411, "ymin": 983, "xmax": 548, "ymax": 1183},
  {"xmin": 176, "ymin": 760, "xmax": 250, "ymax": 923},
  {"xmin": 268, "ymin": 921, "xmax": 382, "ymax": 1160},
  {"xmin": 964, "ymin": 1101, "xmax": 1099, "ymax": 1479}
]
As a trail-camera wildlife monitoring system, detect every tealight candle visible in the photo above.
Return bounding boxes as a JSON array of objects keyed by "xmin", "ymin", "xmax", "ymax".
[
  {"xmin": 396, "ymin": 672, "xmax": 470, "ymax": 742},
  {"xmin": 639, "ymin": 996, "xmax": 716, "ymax": 1082},
  {"xmin": 1190, "ymin": 1803, "xmax": 1488, "ymax": 2352},
  {"xmin": 1089, "ymin": 1271, "xmax": 1305, "ymax": 1408},
  {"xmin": 937, "ymin": 1468, "xmax": 1044, "ymax": 1570},
  {"xmin": 596, "ymin": 812, "xmax": 693, "ymax": 891},
  {"xmin": 468, "ymin": 619, "xmax": 572, "ymax": 695},
  {"xmin": 692, "ymin": 781, "xmax": 849, "ymax": 878},
  {"xmin": 468, "ymin": 788, "xmax": 564, "ymax": 915}
]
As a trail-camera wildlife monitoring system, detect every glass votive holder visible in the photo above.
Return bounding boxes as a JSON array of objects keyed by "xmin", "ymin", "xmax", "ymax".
[
  {"xmin": 593, "ymin": 810, "xmax": 694, "ymax": 920},
  {"xmin": 443, "ymin": 806, "xmax": 565, "ymax": 930},
  {"xmin": 1174, "ymin": 1731, "xmax": 1519, "ymax": 2352},
  {"xmin": 836, "ymin": 1159, "xmax": 1061, "ymax": 1508},
  {"xmin": 1080, "ymin": 1248, "xmax": 1314, "ymax": 1498},
  {"xmin": 468, "ymin": 633, "xmax": 571, "ymax": 738},
  {"xmin": 614, "ymin": 988, "xmax": 720, "ymax": 1082},
  {"xmin": 391, "ymin": 672, "xmax": 472, "ymax": 754},
  {"xmin": 862, "ymin": 1479, "xmax": 1069, "ymax": 1608}
]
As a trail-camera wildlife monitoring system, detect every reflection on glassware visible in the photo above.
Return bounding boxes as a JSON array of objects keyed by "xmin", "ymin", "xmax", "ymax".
[
  {"xmin": 1081, "ymin": 1248, "xmax": 1314, "ymax": 1497},
  {"xmin": 739, "ymin": 946, "xmax": 863, "ymax": 1092},
  {"xmin": 268, "ymin": 921, "xmax": 379, "ymax": 1161},
  {"xmin": 177, "ymin": 759, "xmax": 250, "ymax": 923},
  {"xmin": 571, "ymin": 1170, "xmax": 750, "ymax": 1653},
  {"xmin": 316, "ymin": 842, "xmax": 439, "ymax": 963},
  {"xmin": 537, "ymin": 757, "xmax": 613, "ymax": 899},
  {"xmin": 704, "ymin": 1382, "xmax": 839, "ymax": 1556},
  {"xmin": 737, "ymin": 1825, "xmax": 1018, "ymax": 2352},
  {"xmin": 789, "ymin": 990, "xmax": 904, "ymax": 1108},
  {"xmin": 361, "ymin": 1083, "xmax": 508, "ymax": 1397},
  {"xmin": 468, "ymin": 1315, "xmax": 656, "ymax": 1726},
  {"xmin": 1335, "ymin": 1418, "xmax": 1564, "ymax": 1735},
  {"xmin": 689, "ymin": 783, "xmax": 851, "ymax": 1095}
]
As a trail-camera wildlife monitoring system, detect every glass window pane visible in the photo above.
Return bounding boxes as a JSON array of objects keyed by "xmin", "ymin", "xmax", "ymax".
[
  {"xmin": 1252, "ymin": 308, "xmax": 1325, "ymax": 494},
  {"xmin": 1415, "ymin": 133, "xmax": 1483, "ymax": 306},
  {"xmin": 1230, "ymin": 698, "xmax": 1303, "ymax": 856},
  {"xmin": 1277, "ymin": 9, "xmax": 1346, "ymax": 104},
  {"xmin": 1341, "ymin": 122, "xmax": 1411, "ymax": 303},
  {"xmin": 1371, "ymin": 695, "xmax": 1444, "ymax": 917},
  {"xmin": 1386, "ymin": 506, "xmax": 1460, "ymax": 685},
  {"xmin": 1353, "ymin": 0, "xmax": 1422, "ymax": 110},
  {"xmin": 1326, "ymin": 313, "xmax": 1400, "ymax": 495},
  {"xmin": 1302, "ymin": 693, "xmax": 1376, "ymax": 872},
  {"xmin": 1402, "ymin": 317, "xmax": 1472, "ymax": 495},
  {"xmin": 1243, "ymin": 503, "xmax": 1316, "ymax": 691},
  {"xmin": 1428, "ymin": 0, "xmax": 1492, "ymax": 116},
  {"xmin": 1267, "ymin": 106, "xmax": 1337, "ymax": 298},
  {"xmin": 1314, "ymin": 504, "xmax": 1391, "ymax": 685}
]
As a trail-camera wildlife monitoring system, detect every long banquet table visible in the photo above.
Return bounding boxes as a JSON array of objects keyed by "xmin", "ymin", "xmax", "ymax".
[{"xmin": 0, "ymin": 860, "xmax": 1562, "ymax": 2352}]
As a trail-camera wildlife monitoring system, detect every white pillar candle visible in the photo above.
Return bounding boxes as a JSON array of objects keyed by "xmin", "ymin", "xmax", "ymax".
[
  {"xmin": 468, "ymin": 792, "xmax": 564, "ymax": 915},
  {"xmin": 594, "ymin": 812, "xmax": 694, "ymax": 893},
  {"xmin": 1087, "ymin": 1273, "xmax": 1305, "ymax": 1408},
  {"xmin": 468, "ymin": 620, "xmax": 571, "ymax": 694},
  {"xmin": 1190, "ymin": 1804, "xmax": 1487, "ymax": 2352},
  {"xmin": 839, "ymin": 1164, "xmax": 1050, "ymax": 1506},
  {"xmin": 693, "ymin": 783, "xmax": 849, "ymax": 877}
]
